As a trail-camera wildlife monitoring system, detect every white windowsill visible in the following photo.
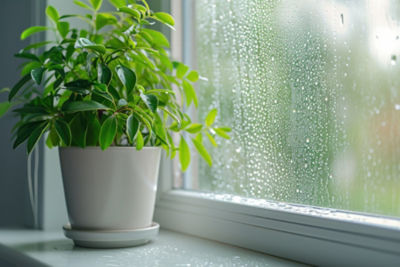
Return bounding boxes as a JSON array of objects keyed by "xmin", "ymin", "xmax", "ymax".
[{"xmin": 0, "ymin": 228, "xmax": 305, "ymax": 267}]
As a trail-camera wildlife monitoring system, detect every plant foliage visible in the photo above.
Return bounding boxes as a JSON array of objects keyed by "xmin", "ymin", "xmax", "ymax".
[{"xmin": 0, "ymin": 0, "xmax": 230, "ymax": 171}]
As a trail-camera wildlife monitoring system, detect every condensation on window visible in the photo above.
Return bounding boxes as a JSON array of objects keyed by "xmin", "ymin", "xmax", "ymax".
[{"xmin": 189, "ymin": 0, "xmax": 400, "ymax": 217}]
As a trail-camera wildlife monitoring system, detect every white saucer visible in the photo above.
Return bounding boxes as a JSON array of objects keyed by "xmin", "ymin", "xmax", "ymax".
[{"xmin": 63, "ymin": 222, "xmax": 160, "ymax": 248}]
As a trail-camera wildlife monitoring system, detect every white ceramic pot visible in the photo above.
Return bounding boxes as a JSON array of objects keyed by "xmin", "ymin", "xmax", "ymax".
[{"xmin": 59, "ymin": 146, "xmax": 161, "ymax": 230}]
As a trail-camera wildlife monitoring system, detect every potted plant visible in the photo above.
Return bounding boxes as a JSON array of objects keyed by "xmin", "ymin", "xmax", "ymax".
[{"xmin": 0, "ymin": 0, "xmax": 230, "ymax": 248}]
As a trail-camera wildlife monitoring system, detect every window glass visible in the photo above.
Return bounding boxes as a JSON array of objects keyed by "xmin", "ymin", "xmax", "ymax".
[{"xmin": 187, "ymin": 0, "xmax": 400, "ymax": 217}]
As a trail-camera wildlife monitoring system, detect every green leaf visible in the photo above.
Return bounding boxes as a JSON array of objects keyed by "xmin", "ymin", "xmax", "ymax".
[
  {"xmin": 0, "ymin": 102, "xmax": 11, "ymax": 118},
  {"xmin": 96, "ymin": 13, "xmax": 117, "ymax": 30},
  {"xmin": 182, "ymin": 80, "xmax": 198, "ymax": 107},
  {"xmin": 110, "ymin": 0, "xmax": 126, "ymax": 8},
  {"xmin": 98, "ymin": 64, "xmax": 112, "ymax": 85},
  {"xmin": 218, "ymin": 126, "xmax": 231, "ymax": 132},
  {"xmin": 75, "ymin": 38, "xmax": 106, "ymax": 54},
  {"xmin": 118, "ymin": 7, "xmax": 141, "ymax": 20},
  {"xmin": 46, "ymin": 127, "xmax": 60, "ymax": 148},
  {"xmin": 179, "ymin": 137, "xmax": 190, "ymax": 171},
  {"xmin": 57, "ymin": 21, "xmax": 69, "ymax": 38},
  {"xmin": 62, "ymin": 100, "xmax": 108, "ymax": 112},
  {"xmin": 214, "ymin": 128, "xmax": 230, "ymax": 139},
  {"xmin": 115, "ymin": 64, "xmax": 136, "ymax": 96},
  {"xmin": 140, "ymin": 93, "xmax": 158, "ymax": 113},
  {"xmin": 21, "ymin": 61, "xmax": 42, "ymax": 76},
  {"xmin": 69, "ymin": 114, "xmax": 87, "ymax": 147},
  {"xmin": 186, "ymin": 70, "xmax": 199, "ymax": 82},
  {"xmin": 126, "ymin": 114, "xmax": 139, "ymax": 143},
  {"xmin": 13, "ymin": 122, "xmax": 40, "ymax": 149},
  {"xmin": 46, "ymin": 5, "xmax": 59, "ymax": 23},
  {"xmin": 27, "ymin": 122, "xmax": 49, "ymax": 154},
  {"xmin": 176, "ymin": 63, "xmax": 189, "ymax": 79},
  {"xmin": 55, "ymin": 119, "xmax": 72, "ymax": 146},
  {"xmin": 31, "ymin": 67, "xmax": 44, "ymax": 85},
  {"xmin": 21, "ymin": 26, "xmax": 48, "ymax": 40},
  {"xmin": 90, "ymin": 0, "xmax": 103, "ymax": 11},
  {"xmin": 205, "ymin": 132, "xmax": 217, "ymax": 147},
  {"xmin": 141, "ymin": 29, "xmax": 170, "ymax": 48},
  {"xmin": 9, "ymin": 74, "xmax": 31, "ymax": 101},
  {"xmin": 22, "ymin": 41, "xmax": 53, "ymax": 51},
  {"xmin": 86, "ymin": 116, "xmax": 101, "ymax": 146},
  {"xmin": 73, "ymin": 0, "xmax": 93, "ymax": 10},
  {"xmin": 185, "ymin": 123, "xmax": 203, "ymax": 134},
  {"xmin": 136, "ymin": 131, "xmax": 144, "ymax": 150},
  {"xmin": 99, "ymin": 116, "xmax": 117, "ymax": 150},
  {"xmin": 205, "ymin": 108, "xmax": 217, "ymax": 127},
  {"xmin": 14, "ymin": 52, "xmax": 40, "ymax": 61},
  {"xmin": 153, "ymin": 12, "xmax": 175, "ymax": 26},
  {"xmin": 192, "ymin": 138, "xmax": 212, "ymax": 166}
]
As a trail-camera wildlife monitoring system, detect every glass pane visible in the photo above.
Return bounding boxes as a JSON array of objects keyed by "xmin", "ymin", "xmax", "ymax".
[{"xmin": 186, "ymin": 0, "xmax": 400, "ymax": 217}]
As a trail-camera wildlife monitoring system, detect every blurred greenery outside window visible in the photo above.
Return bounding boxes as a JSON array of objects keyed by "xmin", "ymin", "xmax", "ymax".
[{"xmin": 182, "ymin": 0, "xmax": 400, "ymax": 218}]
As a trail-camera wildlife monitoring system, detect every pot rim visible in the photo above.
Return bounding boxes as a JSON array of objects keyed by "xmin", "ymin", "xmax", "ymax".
[{"xmin": 59, "ymin": 146, "xmax": 161, "ymax": 151}]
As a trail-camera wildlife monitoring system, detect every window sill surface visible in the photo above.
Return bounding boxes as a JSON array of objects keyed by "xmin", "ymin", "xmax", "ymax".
[{"xmin": 0, "ymin": 228, "xmax": 305, "ymax": 267}]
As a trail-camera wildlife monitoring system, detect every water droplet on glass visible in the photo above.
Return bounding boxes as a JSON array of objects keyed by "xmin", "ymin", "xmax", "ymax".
[{"xmin": 391, "ymin": 55, "xmax": 397, "ymax": 65}]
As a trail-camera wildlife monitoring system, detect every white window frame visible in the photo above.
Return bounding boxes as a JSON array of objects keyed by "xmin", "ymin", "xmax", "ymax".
[{"xmin": 153, "ymin": 1, "xmax": 400, "ymax": 266}]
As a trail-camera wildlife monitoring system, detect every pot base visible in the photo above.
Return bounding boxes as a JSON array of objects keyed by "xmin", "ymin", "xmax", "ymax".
[{"xmin": 63, "ymin": 222, "xmax": 159, "ymax": 248}]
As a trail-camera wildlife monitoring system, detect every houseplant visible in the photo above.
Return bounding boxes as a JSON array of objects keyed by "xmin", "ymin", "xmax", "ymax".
[{"xmin": 0, "ymin": 0, "xmax": 230, "ymax": 247}]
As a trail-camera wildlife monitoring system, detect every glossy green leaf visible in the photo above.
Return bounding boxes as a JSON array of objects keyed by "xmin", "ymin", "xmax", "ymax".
[
  {"xmin": 21, "ymin": 61, "xmax": 42, "ymax": 76},
  {"xmin": 115, "ymin": 64, "xmax": 136, "ymax": 96},
  {"xmin": 186, "ymin": 70, "xmax": 199, "ymax": 82},
  {"xmin": 86, "ymin": 117, "xmax": 101, "ymax": 146},
  {"xmin": 13, "ymin": 122, "xmax": 40, "ymax": 149},
  {"xmin": 57, "ymin": 21, "xmax": 69, "ymax": 38},
  {"xmin": 46, "ymin": 127, "xmax": 60, "ymax": 148},
  {"xmin": 214, "ymin": 128, "xmax": 230, "ymax": 139},
  {"xmin": 179, "ymin": 137, "xmax": 190, "ymax": 171},
  {"xmin": 75, "ymin": 38, "xmax": 106, "ymax": 54},
  {"xmin": 153, "ymin": 12, "xmax": 175, "ymax": 26},
  {"xmin": 126, "ymin": 114, "xmax": 139, "ymax": 143},
  {"xmin": 140, "ymin": 93, "xmax": 158, "ymax": 113},
  {"xmin": 176, "ymin": 63, "xmax": 189, "ymax": 79},
  {"xmin": 27, "ymin": 122, "xmax": 49, "ymax": 154},
  {"xmin": 73, "ymin": 0, "xmax": 93, "ymax": 10},
  {"xmin": 205, "ymin": 132, "xmax": 217, "ymax": 147},
  {"xmin": 118, "ymin": 7, "xmax": 141, "ymax": 20},
  {"xmin": 25, "ymin": 42, "xmax": 53, "ymax": 52},
  {"xmin": 96, "ymin": 13, "xmax": 117, "ymax": 30},
  {"xmin": 185, "ymin": 123, "xmax": 203, "ymax": 134},
  {"xmin": 218, "ymin": 126, "xmax": 232, "ymax": 132},
  {"xmin": 14, "ymin": 52, "xmax": 40, "ymax": 61},
  {"xmin": 8, "ymin": 74, "xmax": 31, "ymax": 101},
  {"xmin": 0, "ymin": 102, "xmax": 11, "ymax": 118},
  {"xmin": 182, "ymin": 80, "xmax": 198, "ymax": 107},
  {"xmin": 90, "ymin": 0, "xmax": 103, "ymax": 10},
  {"xmin": 110, "ymin": 0, "xmax": 126, "ymax": 8},
  {"xmin": 31, "ymin": 67, "xmax": 44, "ymax": 85},
  {"xmin": 136, "ymin": 131, "xmax": 144, "ymax": 150},
  {"xmin": 21, "ymin": 26, "xmax": 48, "ymax": 40},
  {"xmin": 141, "ymin": 29, "xmax": 169, "ymax": 48},
  {"xmin": 55, "ymin": 119, "xmax": 72, "ymax": 146},
  {"xmin": 205, "ymin": 108, "xmax": 217, "ymax": 127},
  {"xmin": 99, "ymin": 116, "xmax": 117, "ymax": 150},
  {"xmin": 98, "ymin": 64, "xmax": 112, "ymax": 85},
  {"xmin": 46, "ymin": 5, "xmax": 59, "ymax": 23},
  {"xmin": 192, "ymin": 138, "xmax": 212, "ymax": 166},
  {"xmin": 69, "ymin": 114, "xmax": 87, "ymax": 147},
  {"xmin": 62, "ymin": 100, "xmax": 108, "ymax": 112}
]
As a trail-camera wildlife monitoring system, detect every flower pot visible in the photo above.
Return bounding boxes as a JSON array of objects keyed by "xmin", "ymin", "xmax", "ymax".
[{"xmin": 59, "ymin": 146, "xmax": 161, "ymax": 231}]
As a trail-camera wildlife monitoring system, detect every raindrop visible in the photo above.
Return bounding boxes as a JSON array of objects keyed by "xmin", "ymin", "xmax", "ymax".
[
  {"xmin": 391, "ymin": 55, "xmax": 397, "ymax": 65},
  {"xmin": 340, "ymin": 13, "xmax": 344, "ymax": 25}
]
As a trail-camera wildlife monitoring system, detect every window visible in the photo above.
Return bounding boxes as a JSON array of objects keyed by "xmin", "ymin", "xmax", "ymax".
[{"xmin": 155, "ymin": 0, "xmax": 400, "ymax": 265}]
